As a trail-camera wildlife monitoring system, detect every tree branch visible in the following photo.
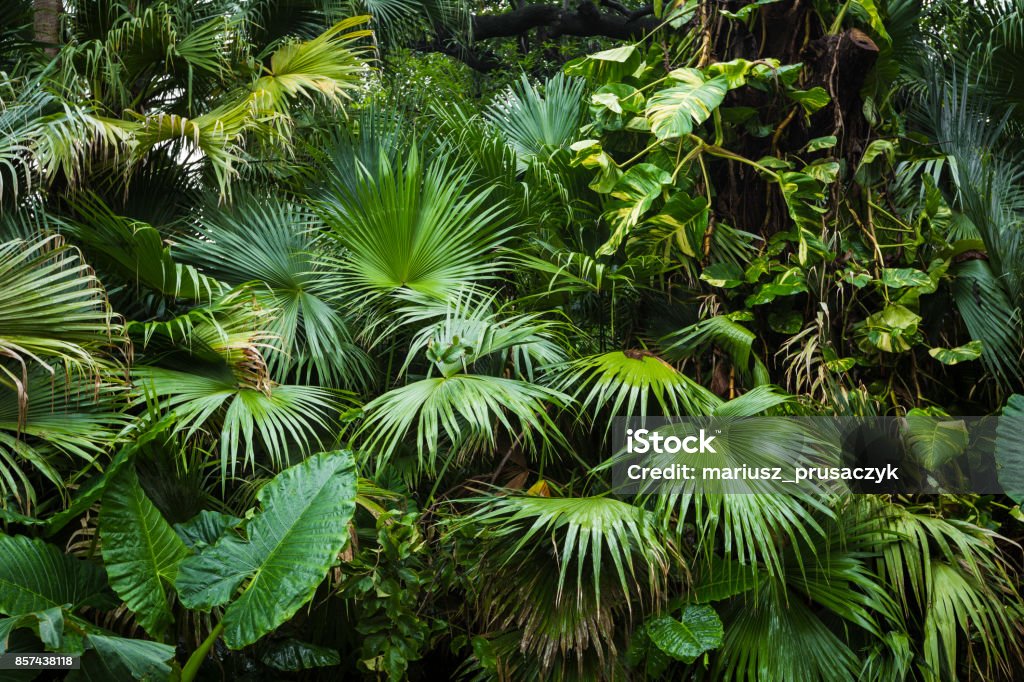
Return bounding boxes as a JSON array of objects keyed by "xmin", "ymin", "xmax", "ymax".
[
  {"xmin": 472, "ymin": 2, "xmax": 659, "ymax": 40},
  {"xmin": 421, "ymin": 2, "xmax": 659, "ymax": 72}
]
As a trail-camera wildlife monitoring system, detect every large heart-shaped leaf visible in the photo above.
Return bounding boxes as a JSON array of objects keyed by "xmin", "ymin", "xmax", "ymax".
[
  {"xmin": 646, "ymin": 605, "xmax": 724, "ymax": 663},
  {"xmin": 175, "ymin": 451, "xmax": 358, "ymax": 649},
  {"xmin": 646, "ymin": 70, "xmax": 728, "ymax": 139},
  {"xmin": 0, "ymin": 535, "xmax": 113, "ymax": 617},
  {"xmin": 100, "ymin": 465, "xmax": 190, "ymax": 639}
]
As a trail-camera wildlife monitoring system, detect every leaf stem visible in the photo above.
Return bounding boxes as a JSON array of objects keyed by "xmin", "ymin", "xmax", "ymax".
[{"xmin": 181, "ymin": 621, "xmax": 225, "ymax": 682}]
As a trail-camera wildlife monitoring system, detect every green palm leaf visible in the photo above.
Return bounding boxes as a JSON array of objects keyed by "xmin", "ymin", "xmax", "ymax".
[
  {"xmin": 0, "ymin": 371, "xmax": 126, "ymax": 513},
  {"xmin": 358, "ymin": 373, "xmax": 569, "ymax": 474},
  {"xmin": 132, "ymin": 366, "xmax": 348, "ymax": 477},
  {"xmin": 319, "ymin": 145, "xmax": 511, "ymax": 302},
  {"xmin": 175, "ymin": 194, "xmax": 373, "ymax": 389},
  {"xmin": 555, "ymin": 350, "xmax": 721, "ymax": 429},
  {"xmin": 0, "ymin": 236, "xmax": 120, "ymax": 393},
  {"xmin": 485, "ymin": 73, "xmax": 587, "ymax": 168}
]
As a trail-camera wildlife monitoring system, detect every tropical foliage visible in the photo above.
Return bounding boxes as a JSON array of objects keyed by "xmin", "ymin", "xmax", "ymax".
[{"xmin": 1, "ymin": 0, "xmax": 1024, "ymax": 680}]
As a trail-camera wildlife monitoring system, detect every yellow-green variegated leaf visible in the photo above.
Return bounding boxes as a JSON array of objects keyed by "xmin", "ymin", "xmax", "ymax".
[{"xmin": 646, "ymin": 71, "xmax": 728, "ymax": 140}]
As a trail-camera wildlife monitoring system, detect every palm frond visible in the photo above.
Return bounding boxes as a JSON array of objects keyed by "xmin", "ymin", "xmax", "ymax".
[
  {"xmin": 174, "ymin": 193, "xmax": 374, "ymax": 390},
  {"xmin": 318, "ymin": 145, "xmax": 512, "ymax": 303}
]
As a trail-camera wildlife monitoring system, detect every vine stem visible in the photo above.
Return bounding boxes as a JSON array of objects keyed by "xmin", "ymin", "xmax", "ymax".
[{"xmin": 181, "ymin": 621, "xmax": 225, "ymax": 682}]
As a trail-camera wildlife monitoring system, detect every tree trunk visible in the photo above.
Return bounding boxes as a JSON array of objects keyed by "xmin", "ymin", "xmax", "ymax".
[{"xmin": 33, "ymin": 0, "xmax": 61, "ymax": 57}]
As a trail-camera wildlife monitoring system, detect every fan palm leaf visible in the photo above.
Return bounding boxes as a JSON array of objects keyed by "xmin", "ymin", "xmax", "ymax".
[
  {"xmin": 318, "ymin": 145, "xmax": 512, "ymax": 303},
  {"xmin": 174, "ymin": 193, "xmax": 374, "ymax": 390}
]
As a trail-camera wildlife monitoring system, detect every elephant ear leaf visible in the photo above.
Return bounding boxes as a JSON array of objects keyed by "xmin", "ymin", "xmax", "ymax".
[
  {"xmin": 68, "ymin": 634, "xmax": 176, "ymax": 682},
  {"xmin": 100, "ymin": 464, "xmax": 190, "ymax": 639},
  {"xmin": 174, "ymin": 451, "xmax": 358, "ymax": 649},
  {"xmin": 0, "ymin": 535, "xmax": 113, "ymax": 617}
]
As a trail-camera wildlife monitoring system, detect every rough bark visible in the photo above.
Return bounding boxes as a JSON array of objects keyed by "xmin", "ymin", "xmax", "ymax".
[{"xmin": 33, "ymin": 0, "xmax": 61, "ymax": 56}]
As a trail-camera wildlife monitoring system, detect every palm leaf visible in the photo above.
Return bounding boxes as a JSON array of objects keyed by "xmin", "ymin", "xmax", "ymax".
[{"xmin": 318, "ymin": 145, "xmax": 512, "ymax": 303}]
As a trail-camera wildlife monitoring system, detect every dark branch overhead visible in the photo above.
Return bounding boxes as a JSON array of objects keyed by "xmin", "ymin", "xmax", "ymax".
[
  {"xmin": 424, "ymin": 2, "xmax": 659, "ymax": 71},
  {"xmin": 472, "ymin": 2, "xmax": 657, "ymax": 40}
]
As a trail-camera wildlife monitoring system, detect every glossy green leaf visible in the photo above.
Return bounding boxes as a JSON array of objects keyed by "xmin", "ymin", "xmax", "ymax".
[
  {"xmin": 0, "ymin": 535, "xmax": 113, "ymax": 617},
  {"xmin": 905, "ymin": 415, "xmax": 969, "ymax": 469},
  {"xmin": 601, "ymin": 163, "xmax": 673, "ymax": 255},
  {"xmin": 261, "ymin": 638, "xmax": 341, "ymax": 671},
  {"xmin": 719, "ymin": 0, "xmax": 784, "ymax": 20},
  {"xmin": 647, "ymin": 605, "xmax": 724, "ymax": 662},
  {"xmin": 564, "ymin": 46, "xmax": 641, "ymax": 83},
  {"xmin": 701, "ymin": 262, "xmax": 745, "ymax": 288},
  {"xmin": 175, "ymin": 452, "xmax": 358, "ymax": 649},
  {"xmin": 100, "ymin": 465, "xmax": 190, "ymax": 639},
  {"xmin": 174, "ymin": 511, "xmax": 242, "ymax": 551},
  {"xmin": 880, "ymin": 268, "xmax": 931, "ymax": 289},
  {"xmin": 786, "ymin": 86, "xmax": 830, "ymax": 113},
  {"xmin": 864, "ymin": 305, "xmax": 922, "ymax": 352},
  {"xmin": 646, "ymin": 193, "xmax": 709, "ymax": 257},
  {"xmin": 68, "ymin": 634, "xmax": 175, "ymax": 682}
]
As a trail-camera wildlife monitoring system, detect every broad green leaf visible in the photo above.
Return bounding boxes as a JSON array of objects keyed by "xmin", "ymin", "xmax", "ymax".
[
  {"xmin": 175, "ymin": 452, "xmax": 358, "ymax": 649},
  {"xmin": 719, "ymin": 0, "xmax": 784, "ymax": 20},
  {"xmin": 647, "ymin": 605, "xmax": 724, "ymax": 662},
  {"xmin": 646, "ymin": 193, "xmax": 709, "ymax": 257},
  {"xmin": 42, "ymin": 444, "xmax": 138, "ymax": 538},
  {"xmin": 601, "ymin": 164, "xmax": 673, "ymax": 255},
  {"xmin": 646, "ymin": 71, "xmax": 728, "ymax": 139},
  {"xmin": 855, "ymin": 138, "xmax": 896, "ymax": 185},
  {"xmin": 0, "ymin": 535, "xmax": 113, "ymax": 616},
  {"xmin": 746, "ymin": 268, "xmax": 809, "ymax": 305},
  {"xmin": 570, "ymin": 139, "xmax": 622, "ymax": 193},
  {"xmin": 565, "ymin": 46, "xmax": 641, "ymax": 83},
  {"xmin": 864, "ymin": 304, "xmax": 921, "ymax": 352},
  {"xmin": 68, "ymin": 634, "xmax": 175, "ymax": 682},
  {"xmin": 996, "ymin": 395, "xmax": 1024, "ymax": 504},
  {"xmin": 803, "ymin": 160, "xmax": 840, "ymax": 184},
  {"xmin": 174, "ymin": 511, "xmax": 242, "ymax": 551},
  {"xmin": 100, "ymin": 465, "xmax": 190, "ymax": 639},
  {"xmin": 706, "ymin": 59, "xmax": 758, "ymax": 88},
  {"xmin": 786, "ymin": 86, "xmax": 830, "ymax": 113},
  {"xmin": 905, "ymin": 415, "xmax": 969, "ymax": 469},
  {"xmin": 700, "ymin": 262, "xmax": 745, "ymax": 288},
  {"xmin": 880, "ymin": 267, "xmax": 931, "ymax": 288},
  {"xmin": 666, "ymin": 0, "xmax": 698, "ymax": 27},
  {"xmin": 0, "ymin": 608, "xmax": 65, "ymax": 652},
  {"xmin": 806, "ymin": 135, "xmax": 837, "ymax": 151},
  {"xmin": 261, "ymin": 638, "xmax": 341, "ymax": 671},
  {"xmin": 928, "ymin": 341, "xmax": 983, "ymax": 365},
  {"xmin": 590, "ymin": 84, "xmax": 644, "ymax": 115},
  {"xmin": 852, "ymin": 0, "xmax": 890, "ymax": 42}
]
